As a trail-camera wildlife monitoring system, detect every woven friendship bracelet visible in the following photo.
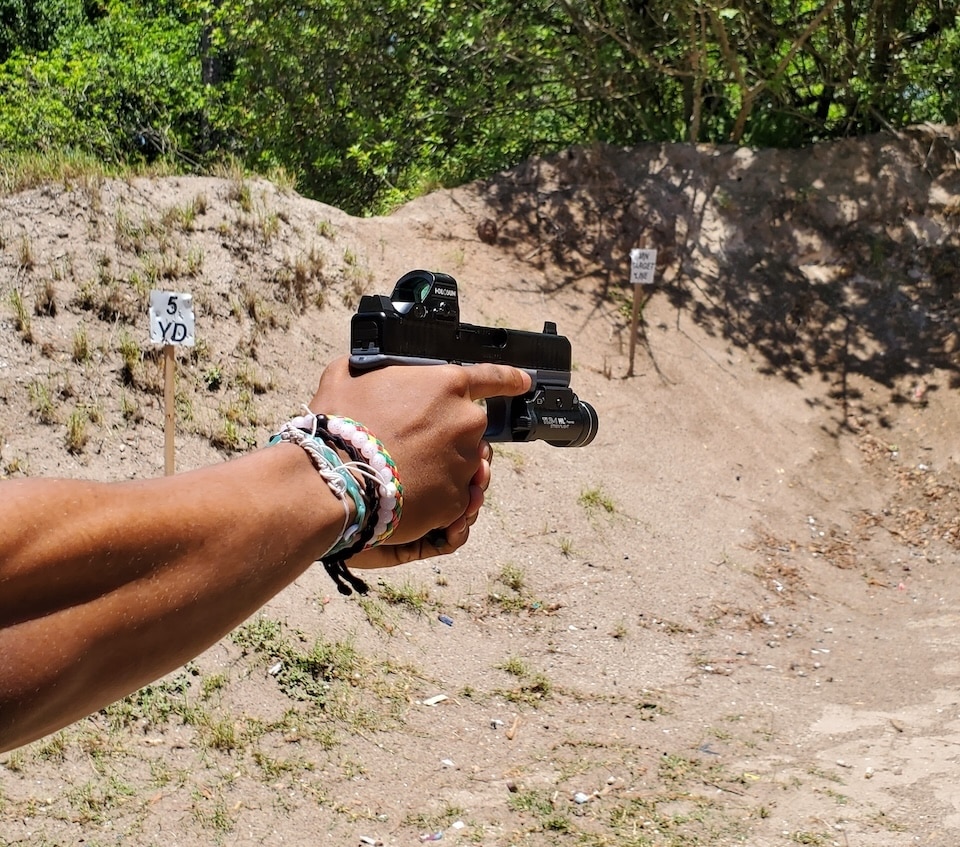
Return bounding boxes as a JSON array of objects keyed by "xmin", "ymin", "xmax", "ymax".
[{"xmin": 267, "ymin": 425, "xmax": 361, "ymax": 552}]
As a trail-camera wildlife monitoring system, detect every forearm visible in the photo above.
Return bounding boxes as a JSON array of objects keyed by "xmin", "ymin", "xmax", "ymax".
[{"xmin": 0, "ymin": 444, "xmax": 341, "ymax": 752}]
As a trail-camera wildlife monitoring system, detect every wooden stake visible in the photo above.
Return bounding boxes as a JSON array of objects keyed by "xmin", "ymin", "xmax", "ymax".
[
  {"xmin": 164, "ymin": 344, "xmax": 175, "ymax": 476},
  {"xmin": 627, "ymin": 291, "xmax": 642, "ymax": 378}
]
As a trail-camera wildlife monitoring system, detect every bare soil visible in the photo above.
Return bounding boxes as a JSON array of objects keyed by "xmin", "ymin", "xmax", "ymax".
[{"xmin": 1, "ymin": 126, "xmax": 960, "ymax": 846}]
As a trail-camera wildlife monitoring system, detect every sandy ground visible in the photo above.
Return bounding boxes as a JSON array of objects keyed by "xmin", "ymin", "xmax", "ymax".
[{"xmin": 1, "ymin": 127, "xmax": 960, "ymax": 846}]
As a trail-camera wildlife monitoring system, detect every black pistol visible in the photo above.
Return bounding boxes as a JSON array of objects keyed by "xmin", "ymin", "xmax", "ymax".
[{"xmin": 349, "ymin": 270, "xmax": 598, "ymax": 447}]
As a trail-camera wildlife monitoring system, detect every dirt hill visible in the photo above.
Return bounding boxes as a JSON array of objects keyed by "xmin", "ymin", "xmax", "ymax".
[{"xmin": 1, "ymin": 126, "xmax": 960, "ymax": 846}]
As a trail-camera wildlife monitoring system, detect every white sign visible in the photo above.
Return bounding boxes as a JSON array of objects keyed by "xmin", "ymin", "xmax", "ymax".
[
  {"xmin": 630, "ymin": 248, "xmax": 658, "ymax": 285},
  {"xmin": 149, "ymin": 291, "xmax": 195, "ymax": 346}
]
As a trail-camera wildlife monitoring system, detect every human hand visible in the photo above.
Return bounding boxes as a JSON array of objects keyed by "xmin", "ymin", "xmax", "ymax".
[
  {"xmin": 309, "ymin": 357, "xmax": 530, "ymax": 546},
  {"xmin": 348, "ymin": 440, "xmax": 492, "ymax": 568}
]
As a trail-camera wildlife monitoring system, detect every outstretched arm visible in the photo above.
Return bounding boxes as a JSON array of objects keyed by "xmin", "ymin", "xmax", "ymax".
[{"xmin": 0, "ymin": 357, "xmax": 530, "ymax": 752}]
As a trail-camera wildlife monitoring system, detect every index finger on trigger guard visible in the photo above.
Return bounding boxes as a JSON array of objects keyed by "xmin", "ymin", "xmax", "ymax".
[{"xmin": 464, "ymin": 363, "xmax": 532, "ymax": 401}]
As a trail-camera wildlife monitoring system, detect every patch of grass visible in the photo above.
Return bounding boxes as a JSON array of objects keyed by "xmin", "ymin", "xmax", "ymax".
[
  {"xmin": 65, "ymin": 407, "xmax": 89, "ymax": 454},
  {"xmin": 234, "ymin": 363, "xmax": 272, "ymax": 394},
  {"xmin": 210, "ymin": 388, "xmax": 260, "ymax": 451},
  {"xmin": 0, "ymin": 149, "xmax": 129, "ymax": 196},
  {"xmin": 377, "ymin": 578, "xmax": 432, "ymax": 615},
  {"xmin": 496, "ymin": 656, "xmax": 553, "ymax": 706},
  {"xmin": 210, "ymin": 419, "xmax": 244, "ymax": 452},
  {"xmin": 232, "ymin": 616, "xmax": 360, "ymax": 704},
  {"xmin": 34, "ymin": 279, "xmax": 57, "ymax": 316},
  {"xmin": 498, "ymin": 563, "xmax": 526, "ymax": 592},
  {"xmin": 357, "ymin": 596, "xmax": 395, "ymax": 635},
  {"xmin": 72, "ymin": 326, "xmax": 91, "ymax": 363},
  {"xmin": 483, "ymin": 562, "xmax": 546, "ymax": 617},
  {"xmin": 507, "ymin": 789, "xmax": 572, "ymax": 834},
  {"xmin": 789, "ymin": 833, "xmax": 829, "ymax": 845},
  {"xmin": 274, "ymin": 246, "xmax": 326, "ymax": 312},
  {"xmin": 17, "ymin": 235, "xmax": 34, "ymax": 270},
  {"xmin": 118, "ymin": 329, "xmax": 140, "ymax": 385},
  {"xmin": 8, "ymin": 290, "xmax": 32, "ymax": 342},
  {"xmin": 101, "ymin": 667, "xmax": 199, "ymax": 730},
  {"xmin": 579, "ymin": 485, "xmax": 616, "ymax": 514},
  {"xmin": 202, "ymin": 364, "xmax": 223, "ymax": 391},
  {"xmin": 403, "ymin": 804, "xmax": 467, "ymax": 832},
  {"xmin": 67, "ymin": 776, "xmax": 135, "ymax": 825},
  {"xmin": 28, "ymin": 378, "xmax": 56, "ymax": 424},
  {"xmin": 120, "ymin": 389, "xmax": 142, "ymax": 423},
  {"xmin": 191, "ymin": 786, "xmax": 234, "ymax": 835},
  {"xmin": 3, "ymin": 454, "xmax": 27, "ymax": 476},
  {"xmin": 491, "ymin": 444, "xmax": 525, "ymax": 471}
]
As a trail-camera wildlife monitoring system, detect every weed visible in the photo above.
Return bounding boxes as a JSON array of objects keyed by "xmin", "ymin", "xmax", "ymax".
[
  {"xmin": 579, "ymin": 486, "xmax": 616, "ymax": 514},
  {"xmin": 266, "ymin": 164, "xmax": 297, "ymax": 192},
  {"xmin": 244, "ymin": 289, "xmax": 279, "ymax": 329},
  {"xmin": 9, "ymin": 290, "xmax": 32, "ymax": 342},
  {"xmin": 492, "ymin": 444, "xmax": 525, "ymax": 471},
  {"xmin": 28, "ymin": 379, "xmax": 56, "ymax": 424},
  {"xmin": 194, "ymin": 713, "xmax": 239, "ymax": 751},
  {"xmin": 210, "ymin": 419, "xmax": 243, "ymax": 452},
  {"xmin": 558, "ymin": 537, "xmax": 576, "ymax": 556},
  {"xmin": 191, "ymin": 787, "xmax": 234, "ymax": 834},
  {"xmin": 67, "ymin": 777, "xmax": 135, "ymax": 825},
  {"xmin": 232, "ymin": 616, "xmax": 360, "ymax": 704},
  {"xmin": 236, "ymin": 181, "xmax": 253, "ymax": 212},
  {"xmin": 274, "ymin": 246, "xmax": 325, "ymax": 311},
  {"xmin": 259, "ymin": 210, "xmax": 280, "ymax": 242},
  {"xmin": 118, "ymin": 330, "xmax": 140, "ymax": 385},
  {"xmin": 377, "ymin": 579, "xmax": 432, "ymax": 615},
  {"xmin": 33, "ymin": 731, "xmax": 67, "ymax": 762},
  {"xmin": 72, "ymin": 326, "xmax": 91, "ymax": 363},
  {"xmin": 317, "ymin": 219, "xmax": 335, "ymax": 238},
  {"xmin": 65, "ymin": 408, "xmax": 89, "ymax": 454},
  {"xmin": 496, "ymin": 656, "xmax": 553, "ymax": 706},
  {"xmin": 202, "ymin": 364, "xmax": 223, "ymax": 391},
  {"xmin": 34, "ymin": 280, "xmax": 57, "ymax": 316},
  {"xmin": 235, "ymin": 363, "xmax": 272, "ymax": 394},
  {"xmin": 507, "ymin": 788, "xmax": 572, "ymax": 832},
  {"xmin": 403, "ymin": 805, "xmax": 467, "ymax": 832},
  {"xmin": 3, "ymin": 454, "xmax": 26, "ymax": 476},
  {"xmin": 198, "ymin": 673, "xmax": 228, "ymax": 700},
  {"xmin": 101, "ymin": 668, "xmax": 197, "ymax": 730},
  {"xmin": 185, "ymin": 246, "xmax": 203, "ymax": 275},
  {"xmin": 17, "ymin": 235, "xmax": 34, "ymax": 269},
  {"xmin": 498, "ymin": 563, "xmax": 526, "ymax": 592},
  {"xmin": 357, "ymin": 596, "xmax": 395, "ymax": 635},
  {"xmin": 499, "ymin": 656, "xmax": 528, "ymax": 677},
  {"xmin": 120, "ymin": 389, "xmax": 142, "ymax": 422}
]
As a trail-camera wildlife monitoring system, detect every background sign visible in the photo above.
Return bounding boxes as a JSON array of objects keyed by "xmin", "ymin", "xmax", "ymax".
[
  {"xmin": 149, "ymin": 291, "xmax": 195, "ymax": 346},
  {"xmin": 630, "ymin": 248, "xmax": 658, "ymax": 285}
]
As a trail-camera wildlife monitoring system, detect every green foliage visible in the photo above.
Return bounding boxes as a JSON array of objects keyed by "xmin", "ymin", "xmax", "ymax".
[
  {"xmin": 0, "ymin": 0, "xmax": 206, "ymax": 162},
  {"xmin": 210, "ymin": 0, "xmax": 586, "ymax": 212},
  {"xmin": 0, "ymin": 0, "xmax": 957, "ymax": 213}
]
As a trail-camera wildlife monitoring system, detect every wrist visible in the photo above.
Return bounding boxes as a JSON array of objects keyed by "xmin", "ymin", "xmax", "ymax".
[{"xmin": 267, "ymin": 411, "xmax": 404, "ymax": 595}]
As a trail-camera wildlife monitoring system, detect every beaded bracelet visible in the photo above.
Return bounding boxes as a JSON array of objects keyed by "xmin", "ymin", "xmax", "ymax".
[
  {"xmin": 269, "ymin": 410, "xmax": 404, "ymax": 596},
  {"xmin": 317, "ymin": 415, "xmax": 404, "ymax": 548}
]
